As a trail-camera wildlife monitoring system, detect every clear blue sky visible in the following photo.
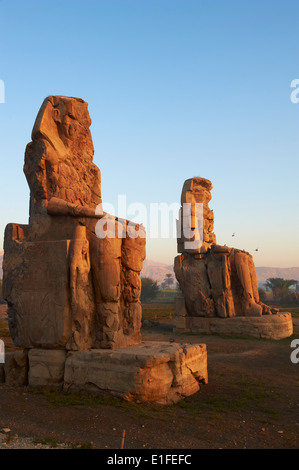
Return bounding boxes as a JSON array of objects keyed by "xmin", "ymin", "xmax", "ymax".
[{"xmin": 0, "ymin": 0, "xmax": 298, "ymax": 267}]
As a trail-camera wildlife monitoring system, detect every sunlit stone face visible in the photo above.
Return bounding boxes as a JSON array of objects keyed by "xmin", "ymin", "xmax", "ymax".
[{"xmin": 24, "ymin": 96, "xmax": 101, "ymax": 209}]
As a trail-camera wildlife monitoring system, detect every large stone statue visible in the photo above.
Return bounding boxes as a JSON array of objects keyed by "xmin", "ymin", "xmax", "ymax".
[
  {"xmin": 3, "ymin": 96, "xmax": 145, "ymax": 350},
  {"xmin": 174, "ymin": 177, "xmax": 293, "ymax": 339},
  {"xmin": 1, "ymin": 98, "xmax": 208, "ymax": 404}
]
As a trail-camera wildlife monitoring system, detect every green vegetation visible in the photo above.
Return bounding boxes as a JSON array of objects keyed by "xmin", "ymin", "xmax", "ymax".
[
  {"xmin": 177, "ymin": 375, "xmax": 278, "ymax": 419},
  {"xmin": 142, "ymin": 304, "xmax": 174, "ymax": 322},
  {"xmin": 160, "ymin": 273, "xmax": 174, "ymax": 290},
  {"xmin": 156, "ymin": 289, "xmax": 180, "ymax": 303},
  {"xmin": 140, "ymin": 277, "xmax": 159, "ymax": 303},
  {"xmin": 28, "ymin": 387, "xmax": 128, "ymax": 409},
  {"xmin": 258, "ymin": 287, "xmax": 267, "ymax": 302},
  {"xmin": 141, "ymin": 289, "xmax": 180, "ymax": 305},
  {"xmin": 265, "ymin": 277, "xmax": 298, "ymax": 303},
  {"xmin": 27, "ymin": 376, "xmax": 278, "ymax": 424}
]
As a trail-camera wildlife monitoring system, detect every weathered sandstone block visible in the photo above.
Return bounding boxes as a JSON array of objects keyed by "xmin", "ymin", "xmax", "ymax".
[
  {"xmin": 1, "ymin": 99, "xmax": 208, "ymax": 406},
  {"xmin": 174, "ymin": 177, "xmax": 293, "ymax": 339},
  {"xmin": 4, "ymin": 350, "xmax": 28, "ymax": 386},
  {"xmin": 177, "ymin": 177, "xmax": 216, "ymax": 254},
  {"xmin": 28, "ymin": 349, "xmax": 66, "ymax": 389},
  {"xmin": 64, "ymin": 342, "xmax": 208, "ymax": 404},
  {"xmin": 3, "ymin": 96, "xmax": 145, "ymax": 350},
  {"xmin": 174, "ymin": 310, "xmax": 293, "ymax": 340},
  {"xmin": 175, "ymin": 178, "xmax": 282, "ymax": 319}
]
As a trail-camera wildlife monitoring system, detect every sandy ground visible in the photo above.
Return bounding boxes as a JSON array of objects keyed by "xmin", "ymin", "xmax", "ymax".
[{"xmin": 0, "ymin": 304, "xmax": 298, "ymax": 449}]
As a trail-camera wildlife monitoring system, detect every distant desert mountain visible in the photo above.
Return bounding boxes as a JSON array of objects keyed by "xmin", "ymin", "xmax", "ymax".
[
  {"xmin": 255, "ymin": 267, "xmax": 299, "ymax": 286},
  {"xmin": 141, "ymin": 259, "xmax": 175, "ymax": 287}
]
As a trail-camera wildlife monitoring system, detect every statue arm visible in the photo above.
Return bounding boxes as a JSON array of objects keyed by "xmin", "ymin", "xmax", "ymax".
[{"xmin": 47, "ymin": 197, "xmax": 106, "ymax": 219}]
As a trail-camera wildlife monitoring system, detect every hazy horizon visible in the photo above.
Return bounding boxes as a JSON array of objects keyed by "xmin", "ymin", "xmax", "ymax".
[{"xmin": 0, "ymin": 250, "xmax": 298, "ymax": 271}]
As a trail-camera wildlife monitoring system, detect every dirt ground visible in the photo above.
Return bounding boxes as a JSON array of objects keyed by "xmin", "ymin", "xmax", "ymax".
[{"xmin": 0, "ymin": 303, "xmax": 298, "ymax": 449}]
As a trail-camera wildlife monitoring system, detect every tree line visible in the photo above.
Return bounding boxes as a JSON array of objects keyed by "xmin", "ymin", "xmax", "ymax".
[
  {"xmin": 0, "ymin": 275, "xmax": 298, "ymax": 305},
  {"xmin": 259, "ymin": 277, "xmax": 298, "ymax": 304},
  {"xmin": 142, "ymin": 276, "xmax": 299, "ymax": 305},
  {"xmin": 140, "ymin": 274, "xmax": 179, "ymax": 302}
]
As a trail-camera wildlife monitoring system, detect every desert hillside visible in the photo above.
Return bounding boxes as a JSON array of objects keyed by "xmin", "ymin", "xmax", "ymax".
[
  {"xmin": 141, "ymin": 259, "xmax": 175, "ymax": 286},
  {"xmin": 255, "ymin": 267, "xmax": 299, "ymax": 285}
]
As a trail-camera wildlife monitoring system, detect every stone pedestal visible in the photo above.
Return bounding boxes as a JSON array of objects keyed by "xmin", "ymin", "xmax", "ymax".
[
  {"xmin": 174, "ymin": 296, "xmax": 293, "ymax": 340},
  {"xmin": 28, "ymin": 349, "xmax": 67, "ymax": 389},
  {"xmin": 15, "ymin": 341, "xmax": 207, "ymax": 405},
  {"xmin": 4, "ymin": 351, "xmax": 28, "ymax": 386},
  {"xmin": 63, "ymin": 342, "xmax": 208, "ymax": 404}
]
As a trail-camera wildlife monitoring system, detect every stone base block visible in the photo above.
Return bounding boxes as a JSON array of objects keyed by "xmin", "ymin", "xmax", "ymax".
[
  {"xmin": 4, "ymin": 350, "xmax": 28, "ymax": 386},
  {"xmin": 28, "ymin": 349, "xmax": 66, "ymax": 389},
  {"xmin": 64, "ymin": 341, "xmax": 208, "ymax": 405},
  {"xmin": 175, "ymin": 313, "xmax": 293, "ymax": 340}
]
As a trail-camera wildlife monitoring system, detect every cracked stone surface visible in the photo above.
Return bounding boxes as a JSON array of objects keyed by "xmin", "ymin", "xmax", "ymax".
[
  {"xmin": 63, "ymin": 342, "xmax": 208, "ymax": 404},
  {"xmin": 2, "ymin": 96, "xmax": 145, "ymax": 351},
  {"xmin": 28, "ymin": 349, "xmax": 66, "ymax": 389},
  {"xmin": 175, "ymin": 177, "xmax": 281, "ymax": 320}
]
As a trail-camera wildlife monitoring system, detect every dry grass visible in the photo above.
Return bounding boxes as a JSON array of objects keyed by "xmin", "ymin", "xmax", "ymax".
[{"xmin": 142, "ymin": 304, "xmax": 174, "ymax": 322}]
